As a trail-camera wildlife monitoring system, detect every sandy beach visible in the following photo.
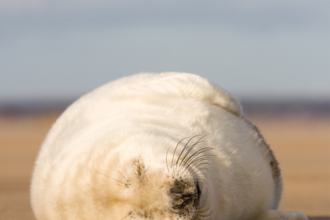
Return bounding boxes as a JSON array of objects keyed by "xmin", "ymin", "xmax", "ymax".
[{"xmin": 0, "ymin": 114, "xmax": 329, "ymax": 219}]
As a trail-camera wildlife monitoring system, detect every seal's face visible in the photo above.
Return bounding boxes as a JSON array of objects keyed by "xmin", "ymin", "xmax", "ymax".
[
  {"xmin": 54, "ymin": 136, "xmax": 212, "ymax": 220},
  {"xmin": 107, "ymin": 159, "xmax": 201, "ymax": 220}
]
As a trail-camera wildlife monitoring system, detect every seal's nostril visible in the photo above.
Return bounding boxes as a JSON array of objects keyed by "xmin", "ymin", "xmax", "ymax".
[
  {"xmin": 196, "ymin": 179, "xmax": 201, "ymax": 203},
  {"xmin": 170, "ymin": 186, "xmax": 183, "ymax": 194},
  {"xmin": 170, "ymin": 179, "xmax": 186, "ymax": 194},
  {"xmin": 172, "ymin": 193, "xmax": 182, "ymax": 199},
  {"xmin": 173, "ymin": 199, "xmax": 184, "ymax": 205}
]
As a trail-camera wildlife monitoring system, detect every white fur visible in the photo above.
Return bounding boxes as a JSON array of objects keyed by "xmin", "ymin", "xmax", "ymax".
[{"xmin": 31, "ymin": 72, "xmax": 308, "ymax": 220}]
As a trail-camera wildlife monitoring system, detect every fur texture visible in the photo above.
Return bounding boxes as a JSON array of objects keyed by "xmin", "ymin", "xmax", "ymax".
[{"xmin": 31, "ymin": 73, "xmax": 308, "ymax": 220}]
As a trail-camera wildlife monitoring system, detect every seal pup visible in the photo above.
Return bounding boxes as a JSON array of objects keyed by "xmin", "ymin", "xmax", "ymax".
[{"xmin": 31, "ymin": 72, "xmax": 308, "ymax": 220}]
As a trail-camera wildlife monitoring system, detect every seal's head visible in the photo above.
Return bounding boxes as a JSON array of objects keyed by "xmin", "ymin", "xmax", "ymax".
[
  {"xmin": 33, "ymin": 135, "xmax": 211, "ymax": 220},
  {"xmin": 108, "ymin": 159, "xmax": 200, "ymax": 219},
  {"xmin": 93, "ymin": 136, "xmax": 211, "ymax": 220}
]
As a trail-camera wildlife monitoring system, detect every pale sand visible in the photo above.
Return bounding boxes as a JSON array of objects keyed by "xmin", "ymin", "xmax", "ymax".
[
  {"xmin": 0, "ymin": 114, "xmax": 328, "ymax": 219},
  {"xmin": 249, "ymin": 116, "xmax": 329, "ymax": 217}
]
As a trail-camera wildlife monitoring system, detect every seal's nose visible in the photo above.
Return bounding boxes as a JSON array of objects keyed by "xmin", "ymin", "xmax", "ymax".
[{"xmin": 169, "ymin": 179, "xmax": 198, "ymax": 217}]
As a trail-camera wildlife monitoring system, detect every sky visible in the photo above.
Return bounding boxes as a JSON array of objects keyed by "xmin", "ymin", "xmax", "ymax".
[{"xmin": 0, "ymin": 0, "xmax": 329, "ymax": 102}]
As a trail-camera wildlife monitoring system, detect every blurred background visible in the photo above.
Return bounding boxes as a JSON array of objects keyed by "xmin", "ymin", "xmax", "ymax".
[{"xmin": 0, "ymin": 1, "xmax": 329, "ymax": 219}]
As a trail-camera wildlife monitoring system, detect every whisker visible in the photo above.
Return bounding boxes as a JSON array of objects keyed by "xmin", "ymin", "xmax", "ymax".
[
  {"xmin": 182, "ymin": 147, "xmax": 213, "ymax": 168},
  {"xmin": 187, "ymin": 153, "xmax": 213, "ymax": 166},
  {"xmin": 175, "ymin": 135, "xmax": 201, "ymax": 169},
  {"xmin": 116, "ymin": 168, "xmax": 130, "ymax": 182},
  {"xmin": 180, "ymin": 139, "xmax": 204, "ymax": 166},
  {"xmin": 179, "ymin": 135, "xmax": 207, "ymax": 168},
  {"xmin": 163, "ymin": 169, "xmax": 169, "ymax": 177},
  {"xmin": 198, "ymin": 206, "xmax": 210, "ymax": 213},
  {"xmin": 197, "ymin": 210, "xmax": 212, "ymax": 217},
  {"xmin": 190, "ymin": 160, "xmax": 209, "ymax": 169},
  {"xmin": 182, "ymin": 155, "xmax": 209, "ymax": 173},
  {"xmin": 120, "ymin": 211, "xmax": 132, "ymax": 220},
  {"xmin": 96, "ymin": 172, "xmax": 129, "ymax": 188},
  {"xmin": 196, "ymin": 207, "xmax": 212, "ymax": 220},
  {"xmin": 171, "ymin": 137, "xmax": 190, "ymax": 169},
  {"xmin": 166, "ymin": 146, "xmax": 170, "ymax": 172},
  {"xmin": 196, "ymin": 167, "xmax": 210, "ymax": 174},
  {"xmin": 193, "ymin": 205, "xmax": 212, "ymax": 220},
  {"xmin": 192, "ymin": 160, "xmax": 210, "ymax": 169},
  {"xmin": 186, "ymin": 155, "xmax": 208, "ymax": 167}
]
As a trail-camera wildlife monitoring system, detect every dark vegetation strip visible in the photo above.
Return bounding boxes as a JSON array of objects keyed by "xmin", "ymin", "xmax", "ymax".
[
  {"xmin": 308, "ymin": 217, "xmax": 330, "ymax": 220},
  {"xmin": 0, "ymin": 99, "xmax": 329, "ymax": 117}
]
